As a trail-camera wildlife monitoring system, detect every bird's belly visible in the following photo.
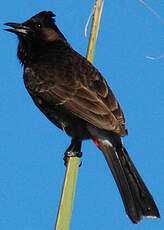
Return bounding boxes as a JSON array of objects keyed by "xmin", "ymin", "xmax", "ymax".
[{"xmin": 34, "ymin": 98, "xmax": 90, "ymax": 140}]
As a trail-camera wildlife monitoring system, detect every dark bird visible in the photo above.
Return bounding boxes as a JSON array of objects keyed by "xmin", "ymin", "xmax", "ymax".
[{"xmin": 4, "ymin": 11, "xmax": 160, "ymax": 223}]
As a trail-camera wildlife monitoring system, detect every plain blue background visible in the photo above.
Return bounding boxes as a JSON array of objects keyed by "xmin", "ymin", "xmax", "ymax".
[{"xmin": 1, "ymin": 1, "xmax": 163, "ymax": 229}]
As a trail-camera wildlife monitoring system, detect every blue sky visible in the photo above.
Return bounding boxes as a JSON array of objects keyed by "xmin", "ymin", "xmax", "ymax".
[{"xmin": 1, "ymin": 1, "xmax": 163, "ymax": 230}]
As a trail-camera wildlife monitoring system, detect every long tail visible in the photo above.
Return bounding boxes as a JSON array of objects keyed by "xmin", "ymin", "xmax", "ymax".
[{"xmin": 87, "ymin": 125, "xmax": 160, "ymax": 223}]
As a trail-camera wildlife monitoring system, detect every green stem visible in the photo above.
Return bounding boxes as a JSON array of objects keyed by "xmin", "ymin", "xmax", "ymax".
[
  {"xmin": 55, "ymin": 157, "xmax": 80, "ymax": 230},
  {"xmin": 87, "ymin": 0, "xmax": 104, "ymax": 62},
  {"xmin": 54, "ymin": 1, "xmax": 104, "ymax": 230}
]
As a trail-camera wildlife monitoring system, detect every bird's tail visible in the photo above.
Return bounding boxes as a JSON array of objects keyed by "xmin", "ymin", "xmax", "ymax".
[{"xmin": 87, "ymin": 124, "xmax": 160, "ymax": 223}]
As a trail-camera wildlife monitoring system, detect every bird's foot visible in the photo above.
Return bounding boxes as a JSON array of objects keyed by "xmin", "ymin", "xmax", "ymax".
[
  {"xmin": 64, "ymin": 150, "xmax": 82, "ymax": 166},
  {"xmin": 63, "ymin": 139, "xmax": 82, "ymax": 166}
]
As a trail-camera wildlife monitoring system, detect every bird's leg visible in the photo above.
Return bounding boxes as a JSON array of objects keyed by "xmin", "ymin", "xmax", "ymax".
[{"xmin": 64, "ymin": 138, "xmax": 82, "ymax": 166}]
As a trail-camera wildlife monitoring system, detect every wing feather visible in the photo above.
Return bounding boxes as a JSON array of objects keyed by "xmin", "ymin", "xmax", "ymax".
[{"xmin": 26, "ymin": 48, "xmax": 127, "ymax": 136}]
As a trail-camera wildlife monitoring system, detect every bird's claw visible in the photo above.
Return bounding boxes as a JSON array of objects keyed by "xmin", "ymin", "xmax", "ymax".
[{"xmin": 64, "ymin": 151, "xmax": 82, "ymax": 166}]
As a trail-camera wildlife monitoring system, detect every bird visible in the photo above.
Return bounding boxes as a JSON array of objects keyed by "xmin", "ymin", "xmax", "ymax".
[{"xmin": 4, "ymin": 11, "xmax": 160, "ymax": 223}]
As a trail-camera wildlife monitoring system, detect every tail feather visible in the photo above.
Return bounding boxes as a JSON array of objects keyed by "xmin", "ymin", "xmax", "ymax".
[
  {"xmin": 119, "ymin": 147, "xmax": 159, "ymax": 219},
  {"xmin": 87, "ymin": 125, "xmax": 160, "ymax": 223}
]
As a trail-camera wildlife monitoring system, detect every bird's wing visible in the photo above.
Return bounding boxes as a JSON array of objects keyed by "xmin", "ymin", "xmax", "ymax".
[{"xmin": 32, "ymin": 49, "xmax": 127, "ymax": 136}]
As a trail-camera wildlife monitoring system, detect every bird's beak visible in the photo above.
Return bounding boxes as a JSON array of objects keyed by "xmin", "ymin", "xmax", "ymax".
[{"xmin": 4, "ymin": 22, "xmax": 31, "ymax": 35}]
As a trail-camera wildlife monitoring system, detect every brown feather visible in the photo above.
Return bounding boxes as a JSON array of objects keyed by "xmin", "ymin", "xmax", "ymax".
[{"xmin": 25, "ymin": 47, "xmax": 127, "ymax": 136}]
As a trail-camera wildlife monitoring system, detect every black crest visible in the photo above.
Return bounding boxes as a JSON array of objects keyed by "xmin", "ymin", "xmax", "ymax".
[{"xmin": 26, "ymin": 11, "xmax": 56, "ymax": 27}]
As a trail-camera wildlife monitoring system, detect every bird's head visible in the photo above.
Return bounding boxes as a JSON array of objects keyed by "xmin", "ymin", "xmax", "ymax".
[{"xmin": 4, "ymin": 11, "xmax": 67, "ymax": 64}]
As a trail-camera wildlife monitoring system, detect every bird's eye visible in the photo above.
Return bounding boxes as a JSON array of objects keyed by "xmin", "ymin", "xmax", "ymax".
[{"xmin": 35, "ymin": 23, "xmax": 42, "ymax": 29}]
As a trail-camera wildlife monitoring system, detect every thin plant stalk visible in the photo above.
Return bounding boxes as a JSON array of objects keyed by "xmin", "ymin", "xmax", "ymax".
[{"xmin": 55, "ymin": 1, "xmax": 104, "ymax": 230}]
